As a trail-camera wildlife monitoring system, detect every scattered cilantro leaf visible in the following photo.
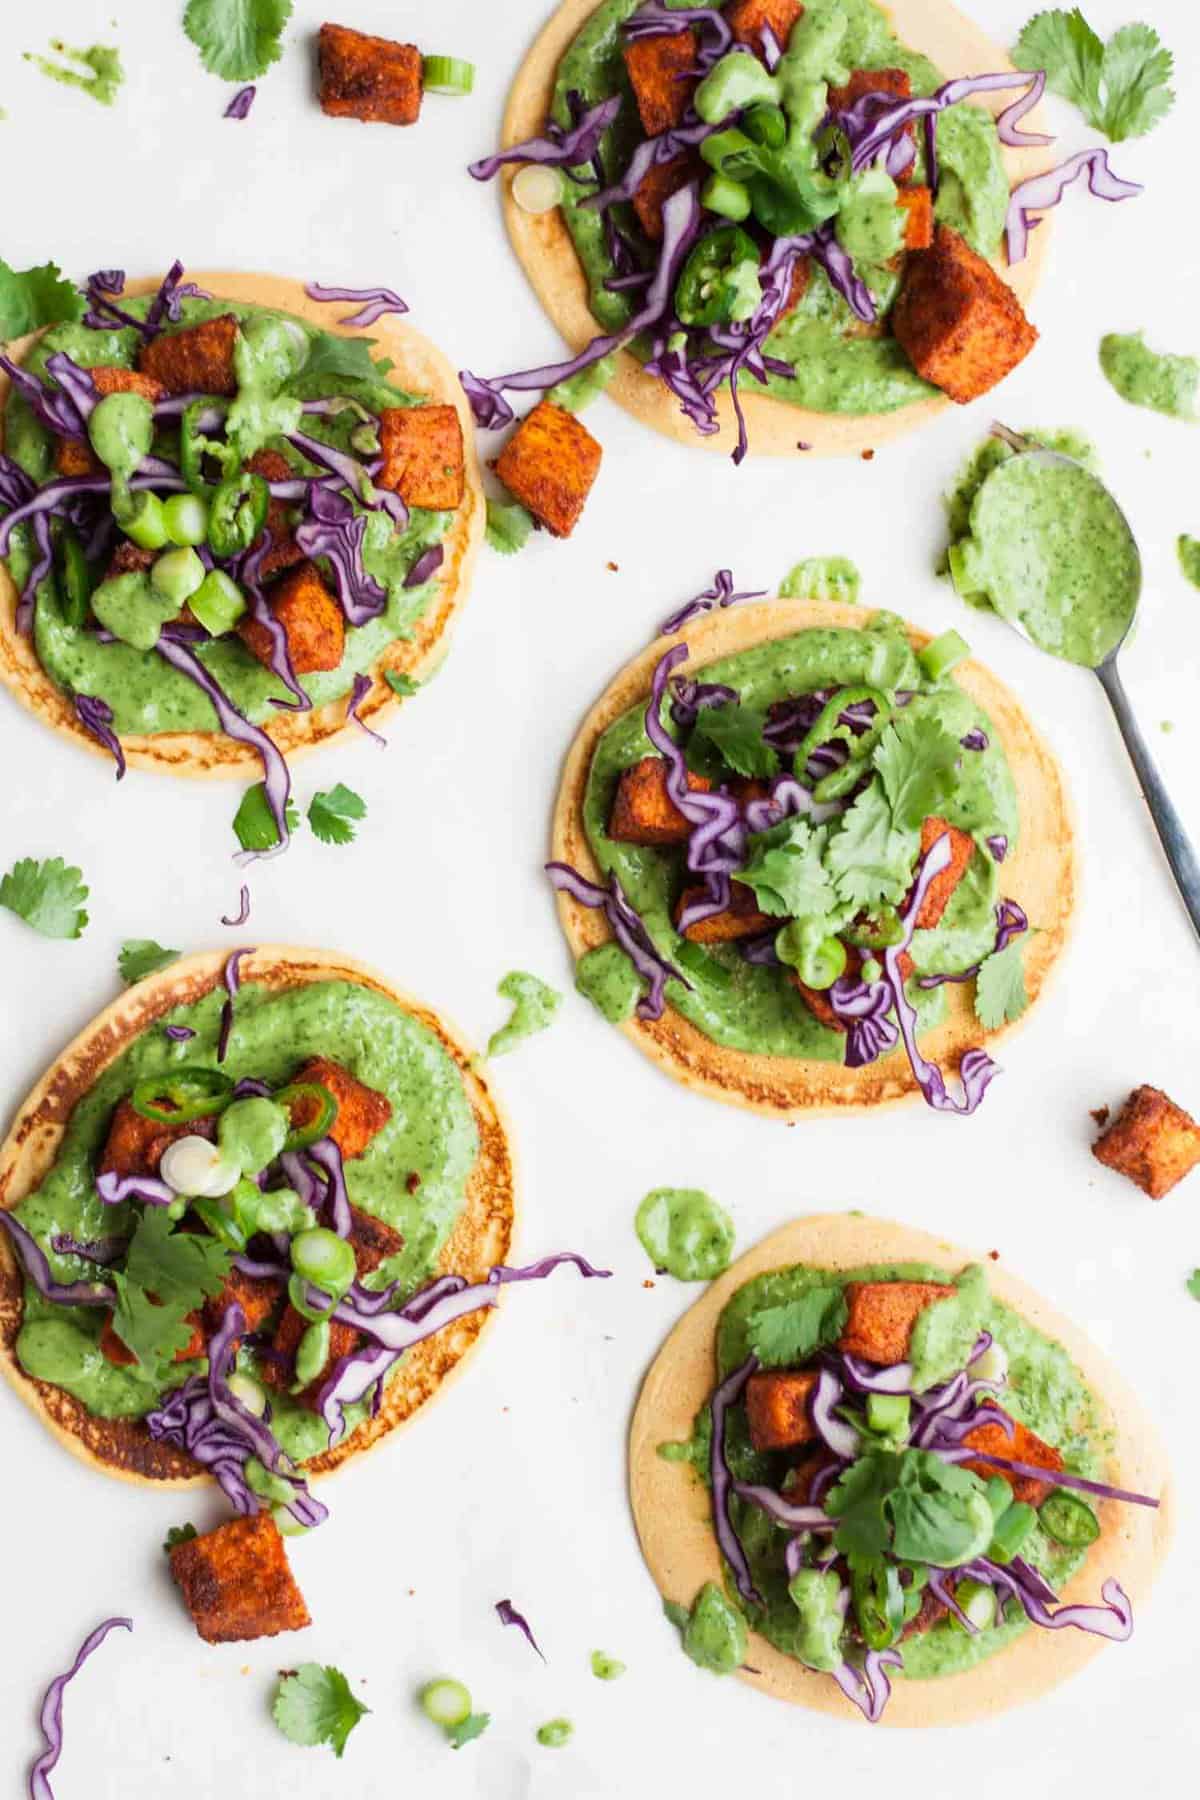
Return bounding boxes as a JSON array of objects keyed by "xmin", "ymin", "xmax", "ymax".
[
  {"xmin": 307, "ymin": 784, "xmax": 367, "ymax": 846},
  {"xmin": 1014, "ymin": 8, "xmax": 1103, "ymax": 115},
  {"xmin": 447, "ymin": 1712, "xmax": 490, "ymax": 1750},
  {"xmin": 272, "ymin": 1664, "xmax": 369, "ymax": 1759},
  {"xmin": 183, "ymin": 0, "xmax": 293, "ymax": 82},
  {"xmin": 233, "ymin": 784, "xmax": 298, "ymax": 853},
  {"xmin": 294, "ymin": 330, "xmax": 380, "ymax": 386},
  {"xmin": 486, "ymin": 500, "xmax": 535, "ymax": 556},
  {"xmin": 487, "ymin": 970, "xmax": 563, "ymax": 1058},
  {"xmin": 827, "ymin": 1449, "xmax": 993, "ymax": 1566},
  {"xmin": 0, "ymin": 260, "xmax": 84, "ymax": 342},
  {"xmin": 687, "ymin": 700, "xmax": 779, "ymax": 781},
  {"xmin": 384, "ymin": 670, "xmax": 420, "ymax": 697},
  {"xmin": 1187, "ymin": 1271, "xmax": 1200, "ymax": 1302},
  {"xmin": 874, "ymin": 714, "xmax": 960, "ymax": 833},
  {"xmin": 163, "ymin": 1524, "xmax": 198, "ymax": 1554},
  {"xmin": 747, "ymin": 1285, "xmax": 847, "ymax": 1366},
  {"xmin": 0, "ymin": 857, "xmax": 89, "ymax": 939},
  {"xmin": 826, "ymin": 783, "xmax": 917, "ymax": 912},
  {"xmin": 974, "ymin": 940, "xmax": 1028, "ymax": 1030},
  {"xmin": 1013, "ymin": 9, "xmax": 1174, "ymax": 141},
  {"xmin": 111, "ymin": 1209, "xmax": 231, "ymax": 1372},
  {"xmin": 119, "ymin": 940, "xmax": 180, "ymax": 986},
  {"xmin": 737, "ymin": 818, "xmax": 834, "ymax": 919}
]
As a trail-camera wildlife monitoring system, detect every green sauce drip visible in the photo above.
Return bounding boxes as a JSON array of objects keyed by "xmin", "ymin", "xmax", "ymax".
[
  {"xmin": 636, "ymin": 1188, "xmax": 735, "ymax": 1283},
  {"xmin": 25, "ymin": 41, "xmax": 123, "ymax": 106},
  {"xmin": 1099, "ymin": 331, "xmax": 1199, "ymax": 422},
  {"xmin": 486, "ymin": 970, "xmax": 562, "ymax": 1058},
  {"xmin": 575, "ymin": 943, "xmax": 641, "ymax": 1023}
]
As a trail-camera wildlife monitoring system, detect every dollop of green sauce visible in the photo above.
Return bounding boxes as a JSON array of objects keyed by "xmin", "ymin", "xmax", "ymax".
[
  {"xmin": 779, "ymin": 555, "xmax": 861, "ymax": 602},
  {"xmin": 1099, "ymin": 331, "xmax": 1199, "ymax": 422},
  {"xmin": 669, "ymin": 1583, "xmax": 747, "ymax": 1675},
  {"xmin": 486, "ymin": 970, "xmax": 563, "ymax": 1058},
  {"xmin": 25, "ymin": 40, "xmax": 123, "ymax": 106},
  {"xmin": 218, "ymin": 1096, "xmax": 289, "ymax": 1175},
  {"xmin": 536, "ymin": 1718, "xmax": 574, "ymax": 1748},
  {"xmin": 575, "ymin": 942, "xmax": 641, "ymax": 1022},
  {"xmin": 590, "ymin": 1649, "xmax": 626, "ymax": 1680},
  {"xmin": 636, "ymin": 1188, "xmax": 735, "ymax": 1282},
  {"xmin": 1178, "ymin": 535, "xmax": 1200, "ymax": 589}
]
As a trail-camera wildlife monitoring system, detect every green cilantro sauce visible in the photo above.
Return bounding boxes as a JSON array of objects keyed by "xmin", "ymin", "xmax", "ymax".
[
  {"xmin": 581, "ymin": 617, "xmax": 1017, "ymax": 1058},
  {"xmin": 673, "ymin": 1260, "xmax": 1106, "ymax": 1682},
  {"xmin": 1099, "ymin": 331, "xmax": 1199, "ymax": 422},
  {"xmin": 552, "ymin": 0, "xmax": 1010, "ymax": 416},
  {"xmin": 25, "ymin": 41, "xmax": 123, "ymax": 106},
  {"xmin": 1178, "ymin": 536, "xmax": 1200, "ymax": 589},
  {"xmin": 3, "ymin": 295, "xmax": 453, "ymax": 736},
  {"xmin": 13, "ymin": 979, "xmax": 478, "ymax": 1466},
  {"xmin": 636, "ymin": 1187, "xmax": 735, "ymax": 1281},
  {"xmin": 779, "ymin": 555, "xmax": 860, "ymax": 602},
  {"xmin": 486, "ymin": 970, "xmax": 563, "ymax": 1057}
]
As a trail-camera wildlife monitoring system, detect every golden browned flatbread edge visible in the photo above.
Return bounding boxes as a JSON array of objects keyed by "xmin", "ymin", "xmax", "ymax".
[
  {"xmin": 0, "ymin": 273, "xmax": 486, "ymax": 775},
  {"xmin": 630, "ymin": 1213, "xmax": 1174, "ymax": 1726},
  {"xmin": 550, "ymin": 598, "xmax": 1077, "ymax": 1115},
  {"xmin": 497, "ymin": 0, "xmax": 1056, "ymax": 457},
  {"xmin": 0, "ymin": 946, "xmax": 516, "ymax": 1490}
]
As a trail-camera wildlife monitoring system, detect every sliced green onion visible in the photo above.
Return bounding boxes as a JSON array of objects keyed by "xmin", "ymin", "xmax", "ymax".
[
  {"xmin": 987, "ymin": 1499, "xmax": 1038, "ymax": 1564},
  {"xmin": 950, "ymin": 1579, "xmax": 997, "ymax": 1633},
  {"xmin": 919, "ymin": 629, "xmax": 971, "ymax": 681},
  {"xmin": 162, "ymin": 492, "xmax": 210, "ymax": 547},
  {"xmin": 590, "ymin": 1650, "xmax": 626, "ymax": 1680},
  {"xmin": 866, "ymin": 1393, "xmax": 910, "ymax": 1437},
  {"xmin": 290, "ymin": 1227, "xmax": 356, "ymax": 1297},
  {"xmin": 512, "ymin": 164, "xmax": 565, "ymax": 215},
  {"xmin": 421, "ymin": 1678, "xmax": 472, "ymax": 1728},
  {"xmin": 272, "ymin": 1504, "xmax": 312, "ymax": 1538},
  {"xmin": 293, "ymin": 1320, "xmax": 331, "ymax": 1390},
  {"xmin": 947, "ymin": 540, "xmax": 987, "ymax": 599},
  {"xmin": 119, "ymin": 491, "xmax": 169, "ymax": 551},
  {"xmin": 349, "ymin": 423, "xmax": 380, "ymax": 456},
  {"xmin": 227, "ymin": 1372, "xmax": 267, "ymax": 1416},
  {"xmin": 151, "ymin": 547, "xmax": 205, "ymax": 606},
  {"xmin": 189, "ymin": 569, "xmax": 246, "ymax": 637},
  {"xmin": 701, "ymin": 172, "xmax": 752, "ymax": 222},
  {"xmin": 860, "ymin": 957, "xmax": 882, "ymax": 984},
  {"xmin": 422, "ymin": 54, "xmax": 475, "ymax": 95},
  {"xmin": 536, "ymin": 1719, "xmax": 574, "ymax": 1749}
]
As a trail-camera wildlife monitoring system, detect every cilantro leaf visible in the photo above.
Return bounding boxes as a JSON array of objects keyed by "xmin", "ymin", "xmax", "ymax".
[
  {"xmin": 163, "ymin": 1524, "xmax": 198, "ymax": 1554},
  {"xmin": 183, "ymin": 0, "xmax": 293, "ymax": 81},
  {"xmin": 295, "ymin": 331, "xmax": 381, "ymax": 386},
  {"xmin": 110, "ymin": 1209, "xmax": 231, "ymax": 1373},
  {"xmin": 747, "ymin": 1285, "xmax": 847, "ymax": 1366},
  {"xmin": 119, "ymin": 940, "xmax": 180, "ymax": 986},
  {"xmin": 1187, "ymin": 1271, "xmax": 1200, "ymax": 1302},
  {"xmin": 307, "ymin": 784, "xmax": 366, "ymax": 846},
  {"xmin": 827, "ymin": 1449, "xmax": 993, "ymax": 1566},
  {"xmin": 737, "ymin": 818, "xmax": 834, "ymax": 919},
  {"xmin": 1013, "ymin": 9, "xmax": 1174, "ymax": 141},
  {"xmin": 1014, "ymin": 8, "xmax": 1103, "ymax": 117},
  {"xmin": 384, "ymin": 670, "xmax": 420, "ymax": 698},
  {"xmin": 0, "ymin": 260, "xmax": 84, "ymax": 343},
  {"xmin": 111, "ymin": 1276, "xmax": 201, "ymax": 1371},
  {"xmin": 273, "ymin": 1664, "xmax": 369, "ymax": 1758},
  {"xmin": 687, "ymin": 701, "xmax": 779, "ymax": 781},
  {"xmin": 825, "ymin": 1454, "xmax": 896, "ymax": 1559},
  {"xmin": 233, "ymin": 784, "xmax": 298, "ymax": 853},
  {"xmin": 486, "ymin": 500, "xmax": 535, "ymax": 556},
  {"xmin": 0, "ymin": 857, "xmax": 89, "ymax": 939},
  {"xmin": 826, "ymin": 783, "xmax": 917, "ymax": 912},
  {"xmin": 447, "ymin": 1713, "xmax": 491, "ymax": 1750},
  {"xmin": 874, "ymin": 714, "xmax": 960, "ymax": 833},
  {"xmin": 974, "ymin": 940, "xmax": 1029, "ymax": 1030}
]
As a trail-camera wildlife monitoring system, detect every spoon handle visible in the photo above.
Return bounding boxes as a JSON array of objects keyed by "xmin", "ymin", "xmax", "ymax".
[{"xmin": 1096, "ymin": 658, "xmax": 1200, "ymax": 944}]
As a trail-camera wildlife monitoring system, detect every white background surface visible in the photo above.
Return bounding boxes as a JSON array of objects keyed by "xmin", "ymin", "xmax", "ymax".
[{"xmin": 1, "ymin": 0, "xmax": 1198, "ymax": 1793}]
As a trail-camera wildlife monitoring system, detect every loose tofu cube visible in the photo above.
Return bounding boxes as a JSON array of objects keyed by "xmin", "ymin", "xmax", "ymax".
[
  {"xmin": 622, "ymin": 31, "xmax": 698, "ymax": 137},
  {"xmin": 377, "ymin": 404, "xmax": 465, "ymax": 511},
  {"xmin": 170, "ymin": 1513, "xmax": 311, "ymax": 1644},
  {"xmin": 290, "ymin": 1057, "xmax": 393, "ymax": 1161},
  {"xmin": 202, "ymin": 1265, "xmax": 283, "ymax": 1340},
  {"xmin": 608, "ymin": 756, "xmax": 712, "ymax": 846},
  {"xmin": 913, "ymin": 817, "xmax": 975, "ymax": 931},
  {"xmin": 262, "ymin": 1201, "xmax": 404, "ymax": 1406},
  {"xmin": 838, "ymin": 1279, "xmax": 954, "ymax": 1364},
  {"xmin": 896, "ymin": 185, "xmax": 934, "ymax": 251},
  {"xmin": 724, "ymin": 0, "xmax": 803, "ymax": 53},
  {"xmin": 98, "ymin": 1098, "xmax": 216, "ymax": 1180},
  {"xmin": 892, "ymin": 225, "xmax": 1038, "ymax": 405},
  {"xmin": 960, "ymin": 1412, "xmax": 1064, "ymax": 1507},
  {"xmin": 246, "ymin": 449, "xmax": 306, "ymax": 579},
  {"xmin": 137, "ymin": 315, "xmax": 240, "ymax": 397},
  {"xmin": 494, "ymin": 401, "xmax": 602, "ymax": 540},
  {"xmin": 53, "ymin": 366, "xmax": 167, "ymax": 476},
  {"xmin": 99, "ymin": 1309, "xmax": 205, "ymax": 1368},
  {"xmin": 673, "ymin": 880, "xmax": 774, "ymax": 944},
  {"xmin": 633, "ymin": 152, "xmax": 699, "ymax": 243},
  {"xmin": 237, "ymin": 560, "xmax": 345, "ymax": 676},
  {"xmin": 1092, "ymin": 1085, "xmax": 1200, "ymax": 1200},
  {"xmin": 318, "ymin": 22, "xmax": 423, "ymax": 125},
  {"xmin": 745, "ymin": 1369, "xmax": 818, "ymax": 1451}
]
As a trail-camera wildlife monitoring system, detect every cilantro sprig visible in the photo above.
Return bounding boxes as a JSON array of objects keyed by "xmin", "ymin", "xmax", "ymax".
[
  {"xmin": 747, "ymin": 1285, "xmax": 847, "ymax": 1366},
  {"xmin": 183, "ymin": 0, "xmax": 293, "ymax": 82},
  {"xmin": 119, "ymin": 940, "xmax": 180, "ymax": 986},
  {"xmin": 110, "ymin": 1209, "xmax": 231, "ymax": 1374},
  {"xmin": 308, "ymin": 784, "xmax": 366, "ymax": 846},
  {"xmin": 826, "ymin": 1449, "xmax": 995, "ymax": 1566},
  {"xmin": 0, "ymin": 259, "xmax": 83, "ymax": 342},
  {"xmin": 486, "ymin": 500, "xmax": 535, "ymax": 557},
  {"xmin": 0, "ymin": 857, "xmax": 89, "ymax": 939},
  {"xmin": 1013, "ymin": 9, "xmax": 1175, "ymax": 142},
  {"xmin": 974, "ymin": 940, "xmax": 1029, "ymax": 1029},
  {"xmin": 272, "ymin": 1664, "xmax": 369, "ymax": 1758}
]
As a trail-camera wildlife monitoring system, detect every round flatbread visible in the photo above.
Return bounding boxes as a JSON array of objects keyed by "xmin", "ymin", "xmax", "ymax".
[
  {"xmin": 499, "ymin": 0, "xmax": 1054, "ymax": 457},
  {"xmin": 630, "ymin": 1213, "xmax": 1173, "ymax": 1726},
  {"xmin": 0, "ymin": 946, "xmax": 515, "ymax": 1490},
  {"xmin": 0, "ymin": 273, "xmax": 486, "ymax": 775},
  {"xmin": 551, "ymin": 597, "xmax": 1076, "ymax": 1114}
]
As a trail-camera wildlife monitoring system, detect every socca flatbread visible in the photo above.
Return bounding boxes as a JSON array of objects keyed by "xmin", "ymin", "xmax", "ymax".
[
  {"xmin": 0, "ymin": 947, "xmax": 515, "ymax": 1489},
  {"xmin": 551, "ymin": 598, "xmax": 1076, "ymax": 1114},
  {"xmin": 630, "ymin": 1214, "xmax": 1173, "ymax": 1726},
  {"xmin": 0, "ymin": 274, "xmax": 486, "ymax": 775},
  {"xmin": 500, "ymin": 0, "xmax": 1054, "ymax": 457}
]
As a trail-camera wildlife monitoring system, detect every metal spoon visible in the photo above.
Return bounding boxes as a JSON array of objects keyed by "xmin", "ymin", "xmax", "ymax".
[{"xmin": 988, "ymin": 425, "xmax": 1200, "ymax": 943}]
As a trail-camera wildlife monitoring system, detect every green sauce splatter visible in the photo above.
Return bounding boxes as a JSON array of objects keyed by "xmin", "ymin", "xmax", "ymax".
[
  {"xmin": 636, "ymin": 1188, "xmax": 735, "ymax": 1282},
  {"xmin": 25, "ymin": 40, "xmax": 123, "ymax": 105},
  {"xmin": 1178, "ymin": 536, "xmax": 1200, "ymax": 589},
  {"xmin": 590, "ymin": 1650, "xmax": 626, "ymax": 1680},
  {"xmin": 486, "ymin": 970, "xmax": 562, "ymax": 1058},
  {"xmin": 575, "ymin": 942, "xmax": 640, "ymax": 1023},
  {"xmin": 780, "ymin": 555, "xmax": 861, "ymax": 602},
  {"xmin": 536, "ymin": 1718, "xmax": 574, "ymax": 1748},
  {"xmin": 667, "ymin": 1583, "xmax": 747, "ymax": 1675},
  {"xmin": 1099, "ymin": 331, "xmax": 1199, "ymax": 423}
]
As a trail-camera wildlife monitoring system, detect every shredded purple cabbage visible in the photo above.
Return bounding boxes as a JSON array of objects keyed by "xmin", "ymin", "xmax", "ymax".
[
  {"xmin": 292, "ymin": 475, "xmax": 389, "ymax": 624},
  {"xmin": 546, "ymin": 861, "xmax": 690, "ymax": 1020},
  {"xmin": 240, "ymin": 532, "xmax": 310, "ymax": 712},
  {"xmin": 496, "ymin": 1598, "xmax": 546, "ymax": 1661},
  {"xmin": 165, "ymin": 1024, "xmax": 196, "ymax": 1042},
  {"xmin": 224, "ymin": 84, "xmax": 256, "ymax": 119},
  {"xmin": 0, "ymin": 1210, "xmax": 115, "ymax": 1306},
  {"xmin": 222, "ymin": 884, "xmax": 251, "ymax": 928},
  {"xmin": 305, "ymin": 1138, "xmax": 353, "ymax": 1239},
  {"xmin": 0, "ymin": 353, "xmax": 94, "ymax": 439},
  {"xmin": 1006, "ymin": 149, "xmax": 1141, "ymax": 264},
  {"xmin": 304, "ymin": 282, "xmax": 409, "ymax": 327},
  {"xmin": 709, "ymin": 1354, "xmax": 764, "ymax": 1608},
  {"xmin": 347, "ymin": 672, "xmax": 386, "ymax": 746},
  {"xmin": 30, "ymin": 1617, "xmax": 132, "ymax": 1800},
  {"xmin": 404, "ymin": 543, "xmax": 444, "ymax": 588},
  {"xmin": 961, "ymin": 728, "xmax": 988, "ymax": 751},
  {"xmin": 96, "ymin": 1169, "xmax": 174, "ymax": 1207},
  {"xmin": 832, "ymin": 1649, "xmax": 903, "ymax": 1723},
  {"xmin": 217, "ymin": 946, "xmax": 252, "ymax": 1063},
  {"xmin": 660, "ymin": 567, "xmax": 766, "ymax": 634},
  {"xmin": 50, "ymin": 1232, "xmax": 124, "ymax": 1267},
  {"xmin": 469, "ymin": 94, "xmax": 623, "ymax": 182},
  {"xmin": 72, "ymin": 693, "xmax": 126, "ymax": 779}
]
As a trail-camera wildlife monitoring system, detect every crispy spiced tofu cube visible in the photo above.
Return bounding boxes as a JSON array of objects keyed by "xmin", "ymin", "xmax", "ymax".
[
  {"xmin": 892, "ymin": 226, "xmax": 1038, "ymax": 405},
  {"xmin": 622, "ymin": 30, "xmax": 698, "ymax": 136},
  {"xmin": 106, "ymin": 539, "xmax": 159, "ymax": 580},
  {"xmin": 632, "ymin": 152, "xmax": 700, "ymax": 243},
  {"xmin": 745, "ymin": 1369, "xmax": 818, "ymax": 1451},
  {"xmin": 608, "ymin": 755, "xmax": 713, "ymax": 846},
  {"xmin": 237, "ymin": 560, "xmax": 345, "ymax": 676},
  {"xmin": 960, "ymin": 1412, "xmax": 1065, "ymax": 1507},
  {"xmin": 914, "ymin": 816, "xmax": 975, "ymax": 931},
  {"xmin": 137, "ymin": 315, "xmax": 240, "ymax": 398},
  {"xmin": 170, "ymin": 1513, "xmax": 311, "ymax": 1644},
  {"xmin": 781, "ymin": 1450, "xmax": 825, "ymax": 1504},
  {"xmin": 53, "ymin": 365, "xmax": 167, "ymax": 476},
  {"xmin": 291, "ymin": 1058, "xmax": 393, "ymax": 1162},
  {"xmin": 673, "ymin": 880, "xmax": 774, "ymax": 945},
  {"xmin": 1092, "ymin": 1085, "xmax": 1200, "ymax": 1200},
  {"xmin": 897, "ymin": 185, "xmax": 934, "ymax": 251},
  {"xmin": 246, "ymin": 449, "xmax": 306, "ymax": 579},
  {"xmin": 377, "ymin": 404, "xmax": 465, "ymax": 511},
  {"xmin": 99, "ymin": 1309, "xmax": 206, "ymax": 1368},
  {"xmin": 494, "ymin": 401, "xmax": 602, "ymax": 540},
  {"xmin": 262, "ymin": 1200, "xmax": 404, "ymax": 1405},
  {"xmin": 725, "ymin": 0, "xmax": 803, "ymax": 53},
  {"xmin": 98, "ymin": 1098, "xmax": 216, "ymax": 1180},
  {"xmin": 318, "ymin": 22, "xmax": 423, "ymax": 125},
  {"xmin": 838, "ymin": 1279, "xmax": 954, "ymax": 1365},
  {"xmin": 202, "ymin": 1265, "xmax": 283, "ymax": 1340}
]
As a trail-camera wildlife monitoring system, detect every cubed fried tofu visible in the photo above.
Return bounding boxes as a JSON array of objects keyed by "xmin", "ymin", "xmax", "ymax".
[
  {"xmin": 914, "ymin": 816, "xmax": 975, "ymax": 931},
  {"xmin": 725, "ymin": 0, "xmax": 803, "ymax": 53},
  {"xmin": 745, "ymin": 1369, "xmax": 818, "ymax": 1451},
  {"xmin": 608, "ymin": 755, "xmax": 713, "ymax": 846},
  {"xmin": 137, "ymin": 315, "xmax": 240, "ymax": 397},
  {"xmin": 892, "ymin": 225, "xmax": 1038, "ymax": 405},
  {"xmin": 838, "ymin": 1279, "xmax": 954, "ymax": 1364},
  {"xmin": 53, "ymin": 365, "xmax": 167, "ymax": 475},
  {"xmin": 246, "ymin": 449, "xmax": 306, "ymax": 579},
  {"xmin": 236, "ymin": 560, "xmax": 345, "ymax": 676},
  {"xmin": 262, "ymin": 1200, "xmax": 404, "ymax": 1406},
  {"xmin": 170, "ymin": 1513, "xmax": 311, "ymax": 1644},
  {"xmin": 106, "ymin": 539, "xmax": 159, "ymax": 580},
  {"xmin": 622, "ymin": 31, "xmax": 698, "ymax": 137},
  {"xmin": 377, "ymin": 404, "xmax": 465, "ymax": 511},
  {"xmin": 98, "ymin": 1098, "xmax": 216, "ymax": 1180},
  {"xmin": 674, "ymin": 880, "xmax": 774, "ymax": 945},
  {"xmin": 99, "ymin": 1309, "xmax": 205, "ymax": 1368},
  {"xmin": 828, "ymin": 69, "xmax": 915, "ymax": 176},
  {"xmin": 494, "ymin": 401, "xmax": 602, "ymax": 540},
  {"xmin": 960, "ymin": 1412, "xmax": 1064, "ymax": 1507},
  {"xmin": 291, "ymin": 1057, "xmax": 393, "ymax": 1161},
  {"xmin": 633, "ymin": 152, "xmax": 700, "ymax": 243},
  {"xmin": 202, "ymin": 1265, "xmax": 283, "ymax": 1340},
  {"xmin": 318, "ymin": 22, "xmax": 423, "ymax": 125},
  {"xmin": 1092, "ymin": 1085, "xmax": 1200, "ymax": 1200},
  {"xmin": 897, "ymin": 185, "xmax": 934, "ymax": 251}
]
